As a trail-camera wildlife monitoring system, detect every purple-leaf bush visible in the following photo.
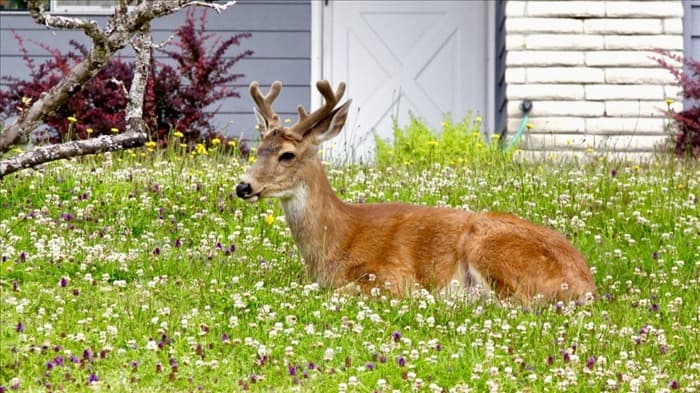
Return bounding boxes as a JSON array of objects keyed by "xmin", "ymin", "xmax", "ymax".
[
  {"xmin": 0, "ymin": 7, "xmax": 253, "ymax": 149},
  {"xmin": 655, "ymin": 50, "xmax": 700, "ymax": 158}
]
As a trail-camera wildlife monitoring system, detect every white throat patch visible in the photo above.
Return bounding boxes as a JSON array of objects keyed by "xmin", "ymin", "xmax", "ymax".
[{"xmin": 281, "ymin": 185, "xmax": 309, "ymax": 220}]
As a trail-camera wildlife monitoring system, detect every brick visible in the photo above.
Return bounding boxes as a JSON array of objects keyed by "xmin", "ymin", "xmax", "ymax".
[
  {"xmin": 591, "ymin": 134, "xmax": 669, "ymax": 151},
  {"xmin": 605, "ymin": 35, "xmax": 683, "ymax": 50},
  {"xmin": 526, "ymin": 1, "xmax": 605, "ymax": 17},
  {"xmin": 506, "ymin": 18, "xmax": 582, "ymax": 33},
  {"xmin": 505, "ymin": 68, "xmax": 526, "ymax": 84},
  {"xmin": 507, "ymin": 100, "xmax": 604, "ymax": 117},
  {"xmin": 505, "ymin": 1, "xmax": 526, "ymax": 17},
  {"xmin": 507, "ymin": 50, "xmax": 584, "ymax": 66},
  {"xmin": 605, "ymin": 100, "xmax": 683, "ymax": 117},
  {"xmin": 528, "ymin": 67, "xmax": 604, "ymax": 83},
  {"xmin": 506, "ymin": 34, "xmax": 525, "ymax": 50},
  {"xmin": 586, "ymin": 84, "xmax": 664, "ymax": 100},
  {"xmin": 585, "ymin": 50, "xmax": 683, "ymax": 67},
  {"xmin": 664, "ymin": 85, "xmax": 682, "ymax": 99},
  {"xmin": 526, "ymin": 34, "xmax": 604, "ymax": 50},
  {"xmin": 583, "ymin": 19, "xmax": 662, "ymax": 35},
  {"xmin": 507, "ymin": 117, "xmax": 586, "ymax": 133},
  {"xmin": 663, "ymin": 18, "xmax": 683, "ymax": 34},
  {"xmin": 605, "ymin": 68, "xmax": 676, "ymax": 84},
  {"xmin": 521, "ymin": 133, "xmax": 591, "ymax": 150},
  {"xmin": 508, "ymin": 84, "xmax": 584, "ymax": 100},
  {"xmin": 586, "ymin": 117, "xmax": 666, "ymax": 133},
  {"xmin": 606, "ymin": 1, "xmax": 683, "ymax": 18}
]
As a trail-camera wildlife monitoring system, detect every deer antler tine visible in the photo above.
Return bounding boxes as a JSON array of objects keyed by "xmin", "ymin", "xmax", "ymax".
[
  {"xmin": 249, "ymin": 80, "xmax": 282, "ymax": 130},
  {"xmin": 290, "ymin": 80, "xmax": 347, "ymax": 134}
]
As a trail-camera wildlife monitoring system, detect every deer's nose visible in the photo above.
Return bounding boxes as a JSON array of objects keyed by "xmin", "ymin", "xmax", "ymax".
[{"xmin": 236, "ymin": 182, "xmax": 253, "ymax": 198}]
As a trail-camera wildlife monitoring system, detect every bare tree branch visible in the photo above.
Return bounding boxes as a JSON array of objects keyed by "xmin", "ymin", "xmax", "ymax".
[
  {"xmin": 0, "ymin": 131, "xmax": 147, "ymax": 179},
  {"xmin": 0, "ymin": 0, "xmax": 237, "ymax": 154}
]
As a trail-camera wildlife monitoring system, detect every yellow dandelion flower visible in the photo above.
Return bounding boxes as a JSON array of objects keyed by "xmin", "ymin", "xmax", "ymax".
[
  {"xmin": 196, "ymin": 143, "xmax": 207, "ymax": 155},
  {"xmin": 173, "ymin": 131, "xmax": 184, "ymax": 138},
  {"xmin": 145, "ymin": 141, "xmax": 157, "ymax": 149},
  {"xmin": 180, "ymin": 143, "xmax": 187, "ymax": 148},
  {"xmin": 441, "ymin": 121, "xmax": 448, "ymax": 128},
  {"xmin": 12, "ymin": 147, "xmax": 23, "ymax": 153},
  {"xmin": 664, "ymin": 98, "xmax": 674, "ymax": 106},
  {"xmin": 526, "ymin": 123, "xmax": 534, "ymax": 130},
  {"xmin": 264, "ymin": 215, "xmax": 275, "ymax": 225},
  {"xmin": 491, "ymin": 134, "xmax": 500, "ymax": 140},
  {"xmin": 86, "ymin": 128, "xmax": 94, "ymax": 135},
  {"xmin": 427, "ymin": 140, "xmax": 439, "ymax": 147},
  {"xmin": 248, "ymin": 155, "xmax": 256, "ymax": 163},
  {"xmin": 586, "ymin": 147, "xmax": 594, "ymax": 154},
  {"xmin": 21, "ymin": 96, "xmax": 32, "ymax": 105},
  {"xmin": 111, "ymin": 127, "xmax": 119, "ymax": 133},
  {"xmin": 475, "ymin": 116, "xmax": 483, "ymax": 123},
  {"xmin": 67, "ymin": 116, "xmax": 77, "ymax": 123},
  {"xmin": 227, "ymin": 140, "xmax": 237, "ymax": 147},
  {"xmin": 211, "ymin": 138, "xmax": 221, "ymax": 146}
]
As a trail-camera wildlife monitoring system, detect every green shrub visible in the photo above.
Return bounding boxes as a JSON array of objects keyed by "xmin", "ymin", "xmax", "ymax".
[{"xmin": 374, "ymin": 114, "xmax": 505, "ymax": 167}]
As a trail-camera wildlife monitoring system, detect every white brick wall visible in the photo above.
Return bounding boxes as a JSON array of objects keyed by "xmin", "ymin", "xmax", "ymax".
[{"xmin": 504, "ymin": 0, "xmax": 684, "ymax": 155}]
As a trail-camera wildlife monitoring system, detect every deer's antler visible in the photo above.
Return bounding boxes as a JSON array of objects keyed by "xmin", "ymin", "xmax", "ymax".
[
  {"xmin": 249, "ymin": 80, "xmax": 282, "ymax": 131},
  {"xmin": 290, "ymin": 80, "xmax": 346, "ymax": 137}
]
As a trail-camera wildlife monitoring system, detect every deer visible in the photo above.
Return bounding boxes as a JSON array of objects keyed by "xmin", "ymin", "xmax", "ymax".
[{"xmin": 236, "ymin": 80, "xmax": 596, "ymax": 302}]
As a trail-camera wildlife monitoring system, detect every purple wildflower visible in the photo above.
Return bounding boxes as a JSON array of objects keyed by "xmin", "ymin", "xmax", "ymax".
[
  {"xmin": 54, "ymin": 356, "xmax": 64, "ymax": 367},
  {"xmin": 46, "ymin": 361, "xmax": 54, "ymax": 370},
  {"xmin": 88, "ymin": 374, "xmax": 98, "ymax": 384},
  {"xmin": 83, "ymin": 348, "xmax": 93, "ymax": 362},
  {"xmin": 222, "ymin": 333, "xmax": 230, "ymax": 343},
  {"xmin": 15, "ymin": 321, "xmax": 23, "ymax": 332},
  {"xmin": 174, "ymin": 238, "xmax": 182, "ymax": 248},
  {"xmin": 153, "ymin": 247, "xmax": 160, "ymax": 256},
  {"xmin": 60, "ymin": 277, "xmax": 68, "ymax": 287},
  {"xmin": 669, "ymin": 380, "xmax": 680, "ymax": 390},
  {"xmin": 12, "ymin": 281, "xmax": 18, "ymax": 291},
  {"xmin": 392, "ymin": 331, "xmax": 402, "ymax": 342},
  {"xmin": 72, "ymin": 289, "xmax": 81, "ymax": 296},
  {"xmin": 288, "ymin": 366, "xmax": 296, "ymax": 376},
  {"xmin": 69, "ymin": 355, "xmax": 79, "ymax": 364},
  {"xmin": 397, "ymin": 356, "xmax": 406, "ymax": 367},
  {"xmin": 307, "ymin": 362, "xmax": 316, "ymax": 370},
  {"xmin": 586, "ymin": 356, "xmax": 595, "ymax": 369},
  {"xmin": 365, "ymin": 362, "xmax": 375, "ymax": 371},
  {"xmin": 19, "ymin": 252, "xmax": 26, "ymax": 262},
  {"xmin": 130, "ymin": 361, "xmax": 139, "ymax": 370}
]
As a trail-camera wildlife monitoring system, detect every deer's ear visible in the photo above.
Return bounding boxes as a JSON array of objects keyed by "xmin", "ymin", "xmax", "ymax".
[
  {"xmin": 253, "ymin": 107, "xmax": 268, "ymax": 131},
  {"xmin": 308, "ymin": 100, "xmax": 352, "ymax": 144}
]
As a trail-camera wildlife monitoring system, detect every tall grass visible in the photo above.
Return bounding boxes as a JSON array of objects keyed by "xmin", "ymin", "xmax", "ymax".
[{"xmin": 0, "ymin": 138, "xmax": 698, "ymax": 392}]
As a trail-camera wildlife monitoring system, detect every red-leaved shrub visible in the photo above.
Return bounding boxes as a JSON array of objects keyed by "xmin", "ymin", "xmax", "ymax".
[
  {"xmin": 655, "ymin": 50, "xmax": 700, "ymax": 158},
  {"xmin": 0, "ymin": 7, "xmax": 253, "ymax": 148}
]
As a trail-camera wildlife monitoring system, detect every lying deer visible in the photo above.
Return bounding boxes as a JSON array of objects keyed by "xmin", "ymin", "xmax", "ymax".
[{"xmin": 236, "ymin": 80, "xmax": 596, "ymax": 302}]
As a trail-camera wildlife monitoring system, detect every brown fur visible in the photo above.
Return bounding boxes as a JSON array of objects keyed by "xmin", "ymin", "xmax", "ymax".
[{"xmin": 238, "ymin": 80, "xmax": 596, "ymax": 302}]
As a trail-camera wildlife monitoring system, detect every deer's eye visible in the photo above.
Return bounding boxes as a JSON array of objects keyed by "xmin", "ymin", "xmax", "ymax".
[{"xmin": 279, "ymin": 152, "xmax": 296, "ymax": 162}]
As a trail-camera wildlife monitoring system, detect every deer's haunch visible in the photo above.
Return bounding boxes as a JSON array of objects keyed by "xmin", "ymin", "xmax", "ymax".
[{"xmin": 237, "ymin": 80, "xmax": 596, "ymax": 302}]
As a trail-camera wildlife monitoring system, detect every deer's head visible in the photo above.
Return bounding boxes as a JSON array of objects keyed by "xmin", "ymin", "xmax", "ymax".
[{"xmin": 236, "ymin": 80, "xmax": 351, "ymax": 202}]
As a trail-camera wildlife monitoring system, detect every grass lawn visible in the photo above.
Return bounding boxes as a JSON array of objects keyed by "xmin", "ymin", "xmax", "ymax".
[{"xmin": 0, "ymin": 149, "xmax": 698, "ymax": 392}]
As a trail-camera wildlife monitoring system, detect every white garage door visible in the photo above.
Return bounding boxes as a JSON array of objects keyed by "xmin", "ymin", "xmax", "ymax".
[{"xmin": 321, "ymin": 1, "xmax": 490, "ymax": 160}]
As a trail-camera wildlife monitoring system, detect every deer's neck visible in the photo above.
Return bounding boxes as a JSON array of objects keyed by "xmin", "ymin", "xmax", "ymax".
[{"xmin": 279, "ymin": 157, "xmax": 350, "ymax": 286}]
